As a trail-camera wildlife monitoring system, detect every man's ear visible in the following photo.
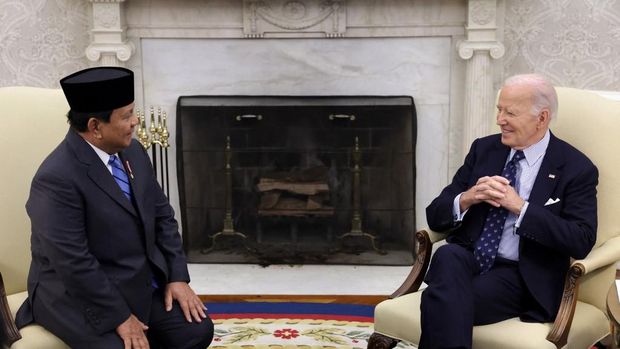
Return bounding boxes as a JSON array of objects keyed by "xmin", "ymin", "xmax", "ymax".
[
  {"xmin": 87, "ymin": 117, "xmax": 103, "ymax": 139},
  {"xmin": 538, "ymin": 109, "xmax": 550, "ymax": 128}
]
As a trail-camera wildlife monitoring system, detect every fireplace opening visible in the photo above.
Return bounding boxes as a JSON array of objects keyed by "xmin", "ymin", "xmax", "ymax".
[{"xmin": 177, "ymin": 96, "xmax": 416, "ymax": 265}]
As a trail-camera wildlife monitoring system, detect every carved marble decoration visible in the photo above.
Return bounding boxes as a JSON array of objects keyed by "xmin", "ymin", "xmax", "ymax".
[
  {"xmin": 470, "ymin": 0, "xmax": 494, "ymax": 25},
  {"xmin": 95, "ymin": 2, "xmax": 119, "ymax": 28},
  {"xmin": 458, "ymin": 0, "xmax": 504, "ymax": 153},
  {"xmin": 243, "ymin": 0, "xmax": 346, "ymax": 38},
  {"xmin": 85, "ymin": 0, "xmax": 134, "ymax": 66},
  {"xmin": 503, "ymin": 0, "xmax": 620, "ymax": 90}
]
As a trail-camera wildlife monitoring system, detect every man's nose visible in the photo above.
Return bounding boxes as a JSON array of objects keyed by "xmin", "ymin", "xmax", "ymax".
[{"xmin": 496, "ymin": 112, "xmax": 506, "ymax": 125}]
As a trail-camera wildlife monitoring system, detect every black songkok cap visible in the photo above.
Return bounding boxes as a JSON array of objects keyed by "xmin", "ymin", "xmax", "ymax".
[{"xmin": 60, "ymin": 67, "xmax": 134, "ymax": 113}]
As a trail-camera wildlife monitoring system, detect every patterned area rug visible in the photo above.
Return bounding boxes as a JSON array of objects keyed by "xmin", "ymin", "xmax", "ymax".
[{"xmin": 206, "ymin": 302, "xmax": 417, "ymax": 349}]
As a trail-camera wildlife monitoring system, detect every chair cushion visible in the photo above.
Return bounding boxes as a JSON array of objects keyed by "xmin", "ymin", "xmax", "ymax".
[
  {"xmin": 10, "ymin": 325, "xmax": 69, "ymax": 349},
  {"xmin": 374, "ymin": 292, "xmax": 422, "ymax": 345},
  {"xmin": 7, "ymin": 292, "xmax": 69, "ymax": 349},
  {"xmin": 7, "ymin": 292, "xmax": 27, "ymax": 320},
  {"xmin": 373, "ymin": 290, "xmax": 609, "ymax": 349}
]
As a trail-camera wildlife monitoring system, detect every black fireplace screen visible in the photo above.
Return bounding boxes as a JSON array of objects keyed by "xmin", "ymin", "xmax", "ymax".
[{"xmin": 176, "ymin": 96, "xmax": 416, "ymax": 265}]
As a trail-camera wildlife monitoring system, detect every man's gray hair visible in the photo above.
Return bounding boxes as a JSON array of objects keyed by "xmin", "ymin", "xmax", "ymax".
[{"xmin": 503, "ymin": 74, "xmax": 558, "ymax": 120}]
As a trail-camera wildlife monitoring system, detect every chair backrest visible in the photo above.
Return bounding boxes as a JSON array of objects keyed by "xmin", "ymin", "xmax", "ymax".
[
  {"xmin": 490, "ymin": 87, "xmax": 620, "ymax": 314},
  {"xmin": 551, "ymin": 88, "xmax": 620, "ymax": 245},
  {"xmin": 0, "ymin": 87, "xmax": 69, "ymax": 295}
]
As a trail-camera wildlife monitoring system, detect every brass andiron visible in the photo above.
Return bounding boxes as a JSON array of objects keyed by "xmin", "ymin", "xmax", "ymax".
[
  {"xmin": 201, "ymin": 136, "xmax": 251, "ymax": 254},
  {"xmin": 136, "ymin": 106, "xmax": 170, "ymax": 197},
  {"xmin": 338, "ymin": 136, "xmax": 386, "ymax": 254}
]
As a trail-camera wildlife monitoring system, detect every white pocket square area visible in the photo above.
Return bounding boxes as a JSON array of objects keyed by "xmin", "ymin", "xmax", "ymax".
[{"xmin": 544, "ymin": 198, "xmax": 561, "ymax": 206}]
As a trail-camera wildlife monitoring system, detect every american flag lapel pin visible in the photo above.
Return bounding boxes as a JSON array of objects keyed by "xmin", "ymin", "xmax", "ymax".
[
  {"xmin": 125, "ymin": 160, "xmax": 135, "ymax": 179},
  {"xmin": 548, "ymin": 174, "xmax": 556, "ymax": 179}
]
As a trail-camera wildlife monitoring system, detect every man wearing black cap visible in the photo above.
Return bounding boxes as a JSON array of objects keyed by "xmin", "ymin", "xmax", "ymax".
[{"xmin": 15, "ymin": 67, "xmax": 214, "ymax": 349}]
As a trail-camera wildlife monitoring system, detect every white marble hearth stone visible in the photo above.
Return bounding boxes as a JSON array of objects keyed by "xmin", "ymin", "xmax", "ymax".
[
  {"xmin": 139, "ymin": 37, "xmax": 451, "ymax": 231},
  {"xmin": 188, "ymin": 263, "xmax": 413, "ymax": 295}
]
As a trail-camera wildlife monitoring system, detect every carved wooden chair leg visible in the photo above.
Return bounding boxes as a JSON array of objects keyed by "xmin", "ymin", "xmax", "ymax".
[{"xmin": 367, "ymin": 332, "xmax": 400, "ymax": 349}]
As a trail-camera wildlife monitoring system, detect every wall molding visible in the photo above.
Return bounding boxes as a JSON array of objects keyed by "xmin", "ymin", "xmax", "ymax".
[{"xmin": 87, "ymin": 0, "xmax": 134, "ymax": 66}]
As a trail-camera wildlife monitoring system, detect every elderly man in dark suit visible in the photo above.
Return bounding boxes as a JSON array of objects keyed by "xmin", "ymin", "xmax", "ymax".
[
  {"xmin": 419, "ymin": 74, "xmax": 598, "ymax": 349},
  {"xmin": 15, "ymin": 67, "xmax": 213, "ymax": 349}
]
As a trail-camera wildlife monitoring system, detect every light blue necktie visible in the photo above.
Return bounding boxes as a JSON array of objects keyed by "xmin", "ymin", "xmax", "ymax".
[
  {"xmin": 473, "ymin": 150, "xmax": 524, "ymax": 273},
  {"xmin": 108, "ymin": 155, "xmax": 132, "ymax": 201}
]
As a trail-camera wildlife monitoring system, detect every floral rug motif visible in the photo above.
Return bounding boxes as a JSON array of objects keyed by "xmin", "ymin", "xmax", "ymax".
[{"xmin": 206, "ymin": 302, "xmax": 417, "ymax": 349}]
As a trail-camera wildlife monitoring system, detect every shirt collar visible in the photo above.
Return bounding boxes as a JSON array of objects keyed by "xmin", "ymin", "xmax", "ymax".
[
  {"xmin": 85, "ymin": 139, "xmax": 118, "ymax": 167},
  {"xmin": 510, "ymin": 129, "xmax": 550, "ymax": 167}
]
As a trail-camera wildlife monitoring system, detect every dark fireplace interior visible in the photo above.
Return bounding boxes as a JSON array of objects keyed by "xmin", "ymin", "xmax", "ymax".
[{"xmin": 176, "ymin": 96, "xmax": 416, "ymax": 265}]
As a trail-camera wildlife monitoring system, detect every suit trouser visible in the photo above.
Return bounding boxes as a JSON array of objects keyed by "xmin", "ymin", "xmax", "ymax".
[
  {"xmin": 62, "ymin": 288, "xmax": 214, "ymax": 349},
  {"xmin": 418, "ymin": 244, "xmax": 530, "ymax": 349}
]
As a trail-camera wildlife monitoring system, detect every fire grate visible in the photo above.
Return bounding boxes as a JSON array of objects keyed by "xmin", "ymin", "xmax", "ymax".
[{"xmin": 177, "ymin": 95, "xmax": 416, "ymax": 265}]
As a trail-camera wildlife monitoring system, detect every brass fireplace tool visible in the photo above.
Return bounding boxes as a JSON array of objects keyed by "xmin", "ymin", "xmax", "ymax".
[
  {"xmin": 202, "ymin": 136, "xmax": 252, "ymax": 254},
  {"xmin": 136, "ymin": 106, "xmax": 170, "ymax": 197},
  {"xmin": 338, "ymin": 136, "xmax": 386, "ymax": 254}
]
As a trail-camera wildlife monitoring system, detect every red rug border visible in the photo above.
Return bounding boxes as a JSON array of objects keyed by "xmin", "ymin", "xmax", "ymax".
[{"xmin": 210, "ymin": 313, "xmax": 374, "ymax": 322}]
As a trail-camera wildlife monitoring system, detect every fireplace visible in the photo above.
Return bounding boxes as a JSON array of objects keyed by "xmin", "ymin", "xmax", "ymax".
[
  {"xmin": 82, "ymin": 0, "xmax": 500, "ymax": 265},
  {"xmin": 177, "ymin": 95, "xmax": 416, "ymax": 265}
]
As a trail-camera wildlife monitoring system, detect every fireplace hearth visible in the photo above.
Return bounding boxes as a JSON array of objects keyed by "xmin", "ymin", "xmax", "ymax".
[{"xmin": 177, "ymin": 95, "xmax": 416, "ymax": 265}]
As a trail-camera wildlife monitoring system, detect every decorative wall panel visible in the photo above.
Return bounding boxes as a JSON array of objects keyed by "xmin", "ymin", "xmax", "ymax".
[
  {"xmin": 0, "ymin": 0, "xmax": 90, "ymax": 88},
  {"xmin": 503, "ymin": 0, "xmax": 620, "ymax": 90},
  {"xmin": 242, "ymin": 0, "xmax": 346, "ymax": 37}
]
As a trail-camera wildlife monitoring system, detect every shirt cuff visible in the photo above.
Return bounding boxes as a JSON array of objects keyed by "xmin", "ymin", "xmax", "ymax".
[
  {"xmin": 453, "ymin": 193, "xmax": 468, "ymax": 222},
  {"xmin": 515, "ymin": 201, "xmax": 529, "ymax": 228}
]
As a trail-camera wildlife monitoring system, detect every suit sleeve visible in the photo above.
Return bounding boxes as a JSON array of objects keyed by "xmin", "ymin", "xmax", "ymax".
[
  {"xmin": 518, "ymin": 162, "xmax": 598, "ymax": 259},
  {"xmin": 27, "ymin": 170, "xmax": 131, "ymax": 334},
  {"xmin": 153, "ymin": 185, "xmax": 190, "ymax": 282},
  {"xmin": 426, "ymin": 138, "xmax": 479, "ymax": 232},
  {"xmin": 137, "ymin": 147, "xmax": 190, "ymax": 283}
]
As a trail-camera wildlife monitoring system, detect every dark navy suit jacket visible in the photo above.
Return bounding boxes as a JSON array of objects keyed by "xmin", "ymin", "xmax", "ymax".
[
  {"xmin": 426, "ymin": 132, "xmax": 598, "ymax": 321},
  {"xmin": 15, "ymin": 129, "xmax": 189, "ymax": 339}
]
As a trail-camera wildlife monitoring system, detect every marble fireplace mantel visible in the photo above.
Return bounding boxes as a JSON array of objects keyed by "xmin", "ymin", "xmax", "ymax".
[{"xmin": 85, "ymin": 0, "xmax": 505, "ymax": 230}]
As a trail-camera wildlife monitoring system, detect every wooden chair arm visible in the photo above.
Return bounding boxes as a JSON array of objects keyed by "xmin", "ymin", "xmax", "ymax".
[
  {"xmin": 390, "ymin": 230, "xmax": 434, "ymax": 298},
  {"xmin": 545, "ymin": 263, "xmax": 585, "ymax": 348},
  {"xmin": 0, "ymin": 272, "xmax": 21, "ymax": 347},
  {"xmin": 546, "ymin": 237, "xmax": 620, "ymax": 348}
]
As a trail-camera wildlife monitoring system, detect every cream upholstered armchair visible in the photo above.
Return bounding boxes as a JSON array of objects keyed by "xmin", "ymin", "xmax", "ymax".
[
  {"xmin": 368, "ymin": 87, "xmax": 620, "ymax": 349},
  {"xmin": 0, "ymin": 87, "xmax": 70, "ymax": 348}
]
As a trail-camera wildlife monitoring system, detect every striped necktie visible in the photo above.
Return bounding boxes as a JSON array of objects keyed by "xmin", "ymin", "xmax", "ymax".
[{"xmin": 108, "ymin": 155, "xmax": 132, "ymax": 201}]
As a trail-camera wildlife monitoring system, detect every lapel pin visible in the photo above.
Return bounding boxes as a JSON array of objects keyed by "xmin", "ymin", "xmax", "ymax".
[
  {"xmin": 125, "ymin": 160, "xmax": 135, "ymax": 179},
  {"xmin": 548, "ymin": 174, "xmax": 556, "ymax": 179}
]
